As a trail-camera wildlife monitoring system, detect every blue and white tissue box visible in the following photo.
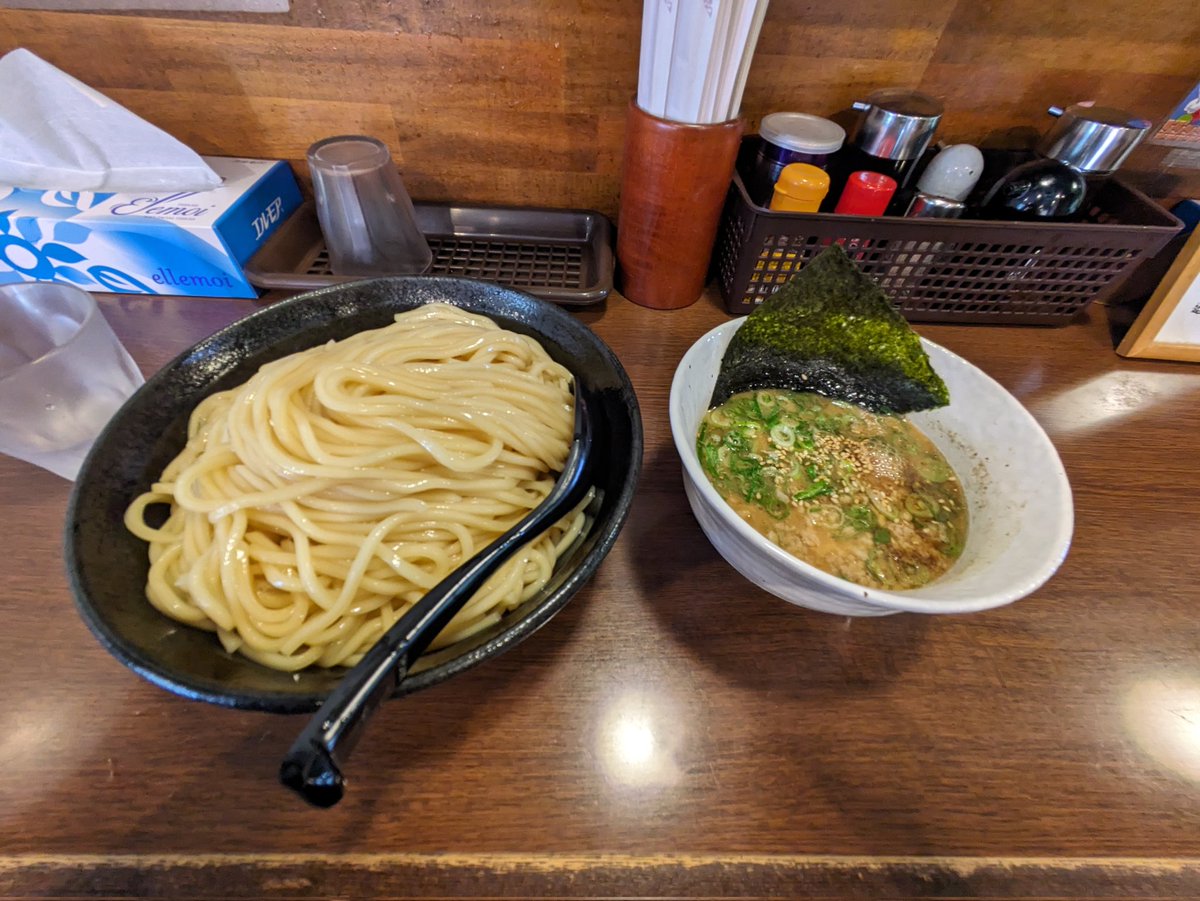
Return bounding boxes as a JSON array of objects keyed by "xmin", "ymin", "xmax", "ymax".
[{"xmin": 0, "ymin": 157, "xmax": 301, "ymax": 298}]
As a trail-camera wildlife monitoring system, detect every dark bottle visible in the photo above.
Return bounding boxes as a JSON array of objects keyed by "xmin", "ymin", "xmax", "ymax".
[{"xmin": 977, "ymin": 158, "xmax": 1087, "ymax": 221}]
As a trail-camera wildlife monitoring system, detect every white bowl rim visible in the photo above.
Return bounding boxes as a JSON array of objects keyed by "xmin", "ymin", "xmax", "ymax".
[{"xmin": 669, "ymin": 317, "xmax": 1075, "ymax": 615}]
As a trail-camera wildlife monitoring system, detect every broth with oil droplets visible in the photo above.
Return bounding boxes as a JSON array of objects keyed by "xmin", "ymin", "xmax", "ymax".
[{"xmin": 697, "ymin": 389, "xmax": 967, "ymax": 590}]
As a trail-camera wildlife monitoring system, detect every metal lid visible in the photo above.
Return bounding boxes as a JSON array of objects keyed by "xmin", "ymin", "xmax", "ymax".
[
  {"xmin": 759, "ymin": 112, "xmax": 846, "ymax": 155},
  {"xmin": 850, "ymin": 89, "xmax": 944, "ymax": 161},
  {"xmin": 1037, "ymin": 104, "xmax": 1152, "ymax": 174},
  {"xmin": 906, "ymin": 193, "xmax": 966, "ymax": 218}
]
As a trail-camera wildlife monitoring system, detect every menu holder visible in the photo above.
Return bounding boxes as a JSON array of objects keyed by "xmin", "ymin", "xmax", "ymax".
[{"xmin": 1118, "ymin": 227, "xmax": 1200, "ymax": 362}]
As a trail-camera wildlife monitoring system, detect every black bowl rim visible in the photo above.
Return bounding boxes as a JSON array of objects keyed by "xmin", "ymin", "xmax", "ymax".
[{"xmin": 65, "ymin": 276, "xmax": 643, "ymax": 712}]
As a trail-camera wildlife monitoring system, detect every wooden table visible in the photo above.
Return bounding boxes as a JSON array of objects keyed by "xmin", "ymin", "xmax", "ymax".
[{"xmin": 3, "ymin": 289, "xmax": 1200, "ymax": 899}]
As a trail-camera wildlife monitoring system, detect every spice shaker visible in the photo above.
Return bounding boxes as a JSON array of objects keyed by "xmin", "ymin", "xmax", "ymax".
[
  {"xmin": 976, "ymin": 103, "xmax": 1152, "ymax": 222},
  {"xmin": 905, "ymin": 144, "xmax": 983, "ymax": 218},
  {"xmin": 826, "ymin": 88, "xmax": 943, "ymax": 212},
  {"xmin": 1036, "ymin": 103, "xmax": 1153, "ymax": 208},
  {"xmin": 747, "ymin": 112, "xmax": 845, "ymax": 206},
  {"xmin": 768, "ymin": 163, "xmax": 830, "ymax": 213},
  {"xmin": 834, "ymin": 171, "xmax": 897, "ymax": 217},
  {"xmin": 1037, "ymin": 104, "xmax": 1152, "ymax": 177}
]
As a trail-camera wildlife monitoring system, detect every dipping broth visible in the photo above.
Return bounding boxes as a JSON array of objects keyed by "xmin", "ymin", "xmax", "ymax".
[{"xmin": 697, "ymin": 390, "xmax": 967, "ymax": 590}]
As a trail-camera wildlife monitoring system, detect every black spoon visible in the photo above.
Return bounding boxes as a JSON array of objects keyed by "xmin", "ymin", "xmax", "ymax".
[{"xmin": 280, "ymin": 389, "xmax": 595, "ymax": 807}]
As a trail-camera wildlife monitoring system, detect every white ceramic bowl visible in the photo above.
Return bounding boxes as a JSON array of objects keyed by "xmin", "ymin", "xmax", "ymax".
[{"xmin": 669, "ymin": 318, "xmax": 1073, "ymax": 616}]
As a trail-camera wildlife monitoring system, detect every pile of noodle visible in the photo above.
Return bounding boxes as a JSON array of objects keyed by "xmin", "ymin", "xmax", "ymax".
[{"xmin": 125, "ymin": 303, "xmax": 585, "ymax": 672}]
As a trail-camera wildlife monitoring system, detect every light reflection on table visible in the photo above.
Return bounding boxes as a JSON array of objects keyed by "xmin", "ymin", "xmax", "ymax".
[
  {"xmin": 596, "ymin": 689, "xmax": 684, "ymax": 790},
  {"xmin": 1029, "ymin": 370, "xmax": 1196, "ymax": 435},
  {"xmin": 1124, "ymin": 676, "xmax": 1200, "ymax": 785}
]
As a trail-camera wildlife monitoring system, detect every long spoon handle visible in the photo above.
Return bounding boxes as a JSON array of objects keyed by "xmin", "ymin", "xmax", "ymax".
[{"xmin": 280, "ymin": 394, "xmax": 593, "ymax": 808}]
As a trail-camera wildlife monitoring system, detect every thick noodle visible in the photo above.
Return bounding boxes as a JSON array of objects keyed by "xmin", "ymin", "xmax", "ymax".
[{"xmin": 124, "ymin": 303, "xmax": 587, "ymax": 672}]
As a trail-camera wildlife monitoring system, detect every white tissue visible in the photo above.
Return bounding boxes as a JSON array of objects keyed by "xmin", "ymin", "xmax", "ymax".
[{"xmin": 0, "ymin": 48, "xmax": 221, "ymax": 192}]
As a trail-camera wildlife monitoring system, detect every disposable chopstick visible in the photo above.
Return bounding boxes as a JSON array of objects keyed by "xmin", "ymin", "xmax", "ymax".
[
  {"xmin": 725, "ymin": 0, "xmax": 769, "ymax": 121},
  {"xmin": 635, "ymin": 0, "xmax": 769, "ymax": 124},
  {"xmin": 664, "ymin": 0, "xmax": 723, "ymax": 123},
  {"xmin": 713, "ymin": 0, "xmax": 757, "ymax": 121},
  {"xmin": 636, "ymin": 0, "xmax": 658, "ymax": 113},
  {"xmin": 699, "ymin": 0, "xmax": 738, "ymax": 123},
  {"xmin": 645, "ymin": 0, "xmax": 679, "ymax": 117}
]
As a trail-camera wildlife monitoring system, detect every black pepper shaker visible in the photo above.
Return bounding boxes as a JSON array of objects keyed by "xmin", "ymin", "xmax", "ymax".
[
  {"xmin": 824, "ymin": 88, "xmax": 944, "ymax": 213},
  {"xmin": 1036, "ymin": 103, "xmax": 1153, "ymax": 205},
  {"xmin": 974, "ymin": 104, "xmax": 1151, "ymax": 222}
]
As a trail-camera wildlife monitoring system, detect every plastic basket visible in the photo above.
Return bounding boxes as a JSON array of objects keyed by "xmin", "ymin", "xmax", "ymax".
[{"xmin": 714, "ymin": 144, "xmax": 1182, "ymax": 324}]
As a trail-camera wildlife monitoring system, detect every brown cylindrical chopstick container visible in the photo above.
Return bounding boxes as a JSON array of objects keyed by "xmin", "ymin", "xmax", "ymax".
[{"xmin": 617, "ymin": 100, "xmax": 743, "ymax": 310}]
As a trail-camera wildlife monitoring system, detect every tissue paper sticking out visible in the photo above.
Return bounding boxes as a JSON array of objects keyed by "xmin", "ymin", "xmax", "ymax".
[{"xmin": 0, "ymin": 49, "xmax": 221, "ymax": 193}]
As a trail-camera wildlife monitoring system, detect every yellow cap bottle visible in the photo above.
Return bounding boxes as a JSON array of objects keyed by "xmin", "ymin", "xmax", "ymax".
[{"xmin": 768, "ymin": 163, "xmax": 830, "ymax": 213}]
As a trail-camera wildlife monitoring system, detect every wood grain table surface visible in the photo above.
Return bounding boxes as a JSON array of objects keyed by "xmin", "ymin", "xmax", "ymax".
[{"xmin": 2, "ymin": 288, "xmax": 1199, "ymax": 899}]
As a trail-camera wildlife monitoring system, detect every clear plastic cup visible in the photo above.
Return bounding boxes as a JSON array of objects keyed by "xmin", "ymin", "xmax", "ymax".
[
  {"xmin": 307, "ymin": 135, "xmax": 433, "ymax": 277},
  {"xmin": 0, "ymin": 282, "xmax": 144, "ymax": 480}
]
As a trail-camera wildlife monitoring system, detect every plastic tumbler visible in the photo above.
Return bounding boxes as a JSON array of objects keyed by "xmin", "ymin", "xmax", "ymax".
[
  {"xmin": 0, "ymin": 282, "xmax": 144, "ymax": 480},
  {"xmin": 307, "ymin": 135, "xmax": 433, "ymax": 277}
]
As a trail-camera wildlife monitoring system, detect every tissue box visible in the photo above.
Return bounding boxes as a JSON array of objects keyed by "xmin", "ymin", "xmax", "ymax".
[{"xmin": 0, "ymin": 157, "xmax": 301, "ymax": 298}]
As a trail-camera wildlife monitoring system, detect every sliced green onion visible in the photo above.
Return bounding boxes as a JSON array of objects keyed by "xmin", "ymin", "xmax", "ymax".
[
  {"xmin": 708, "ymin": 408, "xmax": 731, "ymax": 428},
  {"xmin": 865, "ymin": 551, "xmax": 888, "ymax": 583},
  {"xmin": 845, "ymin": 505, "xmax": 874, "ymax": 532},
  {"xmin": 814, "ymin": 505, "xmax": 844, "ymax": 529},
  {"xmin": 942, "ymin": 524, "xmax": 963, "ymax": 557},
  {"xmin": 794, "ymin": 481, "xmax": 831, "ymax": 501},
  {"xmin": 769, "ymin": 424, "xmax": 795, "ymax": 448},
  {"xmin": 871, "ymin": 496, "xmax": 900, "ymax": 522},
  {"xmin": 916, "ymin": 456, "xmax": 952, "ymax": 483},
  {"xmin": 904, "ymin": 494, "xmax": 934, "ymax": 518}
]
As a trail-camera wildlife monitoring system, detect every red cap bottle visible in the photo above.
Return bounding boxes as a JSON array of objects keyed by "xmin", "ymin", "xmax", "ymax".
[{"xmin": 833, "ymin": 171, "xmax": 897, "ymax": 216}]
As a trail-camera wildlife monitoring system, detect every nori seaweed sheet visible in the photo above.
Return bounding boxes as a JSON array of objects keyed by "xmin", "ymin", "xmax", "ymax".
[{"xmin": 710, "ymin": 246, "xmax": 950, "ymax": 414}]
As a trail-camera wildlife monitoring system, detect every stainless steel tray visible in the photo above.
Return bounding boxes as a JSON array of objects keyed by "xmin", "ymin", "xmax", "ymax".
[{"xmin": 245, "ymin": 201, "xmax": 614, "ymax": 305}]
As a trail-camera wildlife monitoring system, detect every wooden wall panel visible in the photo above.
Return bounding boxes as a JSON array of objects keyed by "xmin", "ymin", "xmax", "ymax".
[
  {"xmin": 104, "ymin": 88, "xmax": 403, "ymax": 162},
  {"xmin": 0, "ymin": 1, "xmax": 1198, "ymax": 218}
]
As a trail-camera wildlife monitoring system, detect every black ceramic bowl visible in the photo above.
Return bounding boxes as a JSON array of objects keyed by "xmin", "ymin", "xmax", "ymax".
[{"xmin": 65, "ymin": 278, "xmax": 642, "ymax": 713}]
